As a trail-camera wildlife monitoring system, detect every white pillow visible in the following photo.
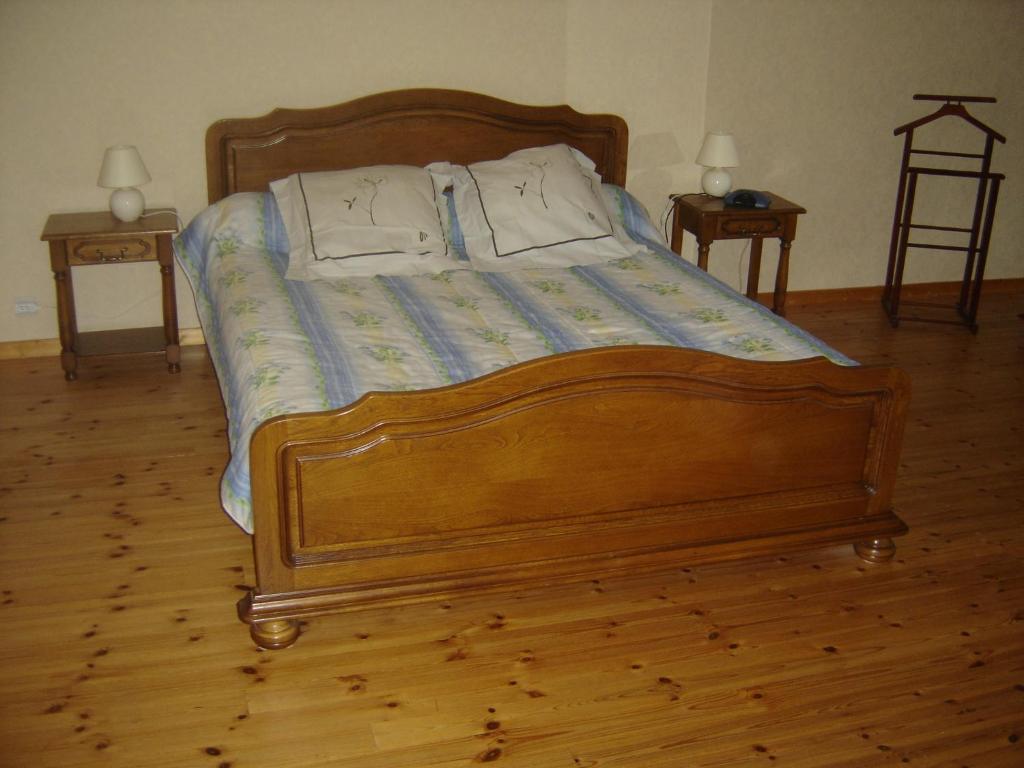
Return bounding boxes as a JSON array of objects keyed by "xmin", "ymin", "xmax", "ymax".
[
  {"xmin": 575, "ymin": 152, "xmax": 647, "ymax": 255},
  {"xmin": 271, "ymin": 165, "xmax": 456, "ymax": 279},
  {"xmin": 450, "ymin": 144, "xmax": 634, "ymax": 272}
]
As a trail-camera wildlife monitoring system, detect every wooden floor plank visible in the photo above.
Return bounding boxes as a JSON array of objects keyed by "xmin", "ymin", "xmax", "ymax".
[{"xmin": 1, "ymin": 292, "xmax": 1021, "ymax": 766}]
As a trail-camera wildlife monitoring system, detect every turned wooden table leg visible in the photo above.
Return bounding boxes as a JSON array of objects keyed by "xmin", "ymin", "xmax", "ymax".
[
  {"xmin": 670, "ymin": 209, "xmax": 684, "ymax": 255},
  {"xmin": 157, "ymin": 233, "xmax": 181, "ymax": 374},
  {"xmin": 48, "ymin": 242, "xmax": 78, "ymax": 381},
  {"xmin": 696, "ymin": 240, "xmax": 711, "ymax": 272},
  {"xmin": 854, "ymin": 538, "xmax": 897, "ymax": 563},
  {"xmin": 747, "ymin": 237, "xmax": 764, "ymax": 302},
  {"xmin": 773, "ymin": 238, "xmax": 792, "ymax": 316}
]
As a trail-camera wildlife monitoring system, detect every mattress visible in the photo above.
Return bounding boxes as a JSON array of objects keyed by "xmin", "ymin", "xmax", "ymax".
[{"xmin": 175, "ymin": 187, "xmax": 850, "ymax": 532}]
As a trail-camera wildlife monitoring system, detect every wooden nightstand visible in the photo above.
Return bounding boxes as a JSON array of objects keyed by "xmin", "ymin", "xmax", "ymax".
[
  {"xmin": 670, "ymin": 192, "xmax": 806, "ymax": 316},
  {"xmin": 40, "ymin": 210, "xmax": 180, "ymax": 381}
]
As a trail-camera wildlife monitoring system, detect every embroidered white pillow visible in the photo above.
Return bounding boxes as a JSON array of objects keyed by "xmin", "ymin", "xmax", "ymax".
[
  {"xmin": 450, "ymin": 144, "xmax": 634, "ymax": 272},
  {"xmin": 271, "ymin": 165, "xmax": 455, "ymax": 279}
]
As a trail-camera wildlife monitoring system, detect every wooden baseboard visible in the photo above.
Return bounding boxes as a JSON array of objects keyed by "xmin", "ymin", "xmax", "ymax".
[
  {"xmin": 1, "ymin": 278, "xmax": 1020, "ymax": 360},
  {"xmin": 759, "ymin": 277, "xmax": 1023, "ymax": 308},
  {"xmin": 0, "ymin": 327, "xmax": 206, "ymax": 360}
]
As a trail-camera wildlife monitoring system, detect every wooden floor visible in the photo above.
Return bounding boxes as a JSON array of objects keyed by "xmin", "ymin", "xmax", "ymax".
[{"xmin": 1, "ymin": 293, "xmax": 1022, "ymax": 767}]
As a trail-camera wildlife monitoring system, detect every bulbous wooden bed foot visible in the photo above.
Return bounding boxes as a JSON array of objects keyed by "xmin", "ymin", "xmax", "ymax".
[
  {"xmin": 854, "ymin": 537, "xmax": 897, "ymax": 563},
  {"xmin": 250, "ymin": 619, "xmax": 300, "ymax": 650}
]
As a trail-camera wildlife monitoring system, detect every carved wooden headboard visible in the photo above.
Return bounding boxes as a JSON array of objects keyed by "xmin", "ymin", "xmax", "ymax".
[{"xmin": 205, "ymin": 88, "xmax": 628, "ymax": 204}]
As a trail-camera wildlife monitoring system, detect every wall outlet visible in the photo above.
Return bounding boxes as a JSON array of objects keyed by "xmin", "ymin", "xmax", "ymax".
[{"xmin": 15, "ymin": 298, "xmax": 40, "ymax": 315}]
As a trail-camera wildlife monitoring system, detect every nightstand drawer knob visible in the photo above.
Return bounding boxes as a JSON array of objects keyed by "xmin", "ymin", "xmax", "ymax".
[{"xmin": 95, "ymin": 247, "xmax": 128, "ymax": 261}]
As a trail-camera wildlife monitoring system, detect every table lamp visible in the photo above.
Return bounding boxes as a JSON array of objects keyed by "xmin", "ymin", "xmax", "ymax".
[
  {"xmin": 97, "ymin": 145, "xmax": 151, "ymax": 222},
  {"xmin": 695, "ymin": 133, "xmax": 738, "ymax": 197}
]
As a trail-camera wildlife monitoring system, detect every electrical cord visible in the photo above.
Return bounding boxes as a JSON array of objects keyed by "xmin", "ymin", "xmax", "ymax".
[
  {"xmin": 73, "ymin": 292, "xmax": 164, "ymax": 322},
  {"xmin": 660, "ymin": 193, "xmax": 684, "ymax": 245},
  {"xmin": 738, "ymin": 241, "xmax": 750, "ymax": 293},
  {"xmin": 23, "ymin": 287, "xmax": 165, "ymax": 323},
  {"xmin": 140, "ymin": 208, "xmax": 185, "ymax": 231},
  {"xmin": 54, "ymin": 209, "xmax": 183, "ymax": 322},
  {"xmin": 661, "ymin": 191, "xmax": 754, "ymax": 293},
  {"xmin": 662, "ymin": 192, "xmax": 714, "ymax": 248}
]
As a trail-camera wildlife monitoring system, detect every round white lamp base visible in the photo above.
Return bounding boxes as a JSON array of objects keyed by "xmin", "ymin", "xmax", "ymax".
[
  {"xmin": 701, "ymin": 167, "xmax": 733, "ymax": 197},
  {"xmin": 109, "ymin": 187, "xmax": 145, "ymax": 223}
]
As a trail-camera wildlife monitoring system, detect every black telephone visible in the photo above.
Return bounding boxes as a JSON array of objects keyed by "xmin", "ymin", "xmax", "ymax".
[{"xmin": 724, "ymin": 189, "xmax": 772, "ymax": 209}]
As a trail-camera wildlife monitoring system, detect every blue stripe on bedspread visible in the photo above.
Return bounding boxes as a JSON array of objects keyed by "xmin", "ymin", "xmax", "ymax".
[
  {"xmin": 477, "ymin": 272, "xmax": 584, "ymax": 354},
  {"xmin": 375, "ymin": 275, "xmax": 479, "ymax": 383},
  {"xmin": 268, "ymin": 249, "xmax": 360, "ymax": 407},
  {"xmin": 570, "ymin": 264, "xmax": 700, "ymax": 347}
]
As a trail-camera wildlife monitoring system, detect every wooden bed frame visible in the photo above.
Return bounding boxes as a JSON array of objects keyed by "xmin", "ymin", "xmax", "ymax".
[{"xmin": 205, "ymin": 89, "xmax": 910, "ymax": 650}]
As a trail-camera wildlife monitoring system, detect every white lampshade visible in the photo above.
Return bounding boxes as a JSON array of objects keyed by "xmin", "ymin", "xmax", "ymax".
[
  {"xmin": 98, "ymin": 145, "xmax": 151, "ymax": 188},
  {"xmin": 696, "ymin": 133, "xmax": 739, "ymax": 197},
  {"xmin": 97, "ymin": 145, "xmax": 151, "ymax": 222},
  {"xmin": 695, "ymin": 133, "xmax": 739, "ymax": 168}
]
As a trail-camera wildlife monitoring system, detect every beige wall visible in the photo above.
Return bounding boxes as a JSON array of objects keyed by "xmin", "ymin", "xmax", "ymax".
[
  {"xmin": 705, "ymin": 0, "xmax": 1022, "ymax": 292},
  {"xmin": 0, "ymin": 0, "xmax": 707, "ymax": 343},
  {"xmin": 566, "ymin": 0, "xmax": 711, "ymax": 215},
  {"xmin": 0, "ymin": 0, "xmax": 1018, "ymax": 345}
]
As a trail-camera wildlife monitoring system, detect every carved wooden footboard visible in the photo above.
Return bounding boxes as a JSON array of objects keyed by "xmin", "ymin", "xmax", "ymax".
[{"xmin": 238, "ymin": 346, "xmax": 909, "ymax": 649}]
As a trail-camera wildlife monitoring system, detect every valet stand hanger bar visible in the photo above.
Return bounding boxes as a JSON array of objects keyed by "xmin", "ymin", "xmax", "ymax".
[{"xmin": 882, "ymin": 94, "xmax": 1006, "ymax": 333}]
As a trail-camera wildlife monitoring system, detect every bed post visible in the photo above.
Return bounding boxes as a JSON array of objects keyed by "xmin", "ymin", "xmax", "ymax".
[
  {"xmin": 854, "ymin": 537, "xmax": 898, "ymax": 563},
  {"xmin": 238, "ymin": 595, "xmax": 301, "ymax": 650}
]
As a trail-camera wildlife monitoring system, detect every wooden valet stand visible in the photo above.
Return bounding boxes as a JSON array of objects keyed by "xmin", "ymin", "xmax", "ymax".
[{"xmin": 882, "ymin": 94, "xmax": 1006, "ymax": 333}]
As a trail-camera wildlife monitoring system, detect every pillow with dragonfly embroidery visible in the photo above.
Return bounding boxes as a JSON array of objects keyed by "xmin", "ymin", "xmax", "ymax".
[
  {"xmin": 450, "ymin": 144, "xmax": 634, "ymax": 271},
  {"xmin": 271, "ymin": 165, "xmax": 458, "ymax": 279}
]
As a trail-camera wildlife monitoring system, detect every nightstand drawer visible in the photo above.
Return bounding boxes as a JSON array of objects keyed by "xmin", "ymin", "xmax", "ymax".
[
  {"xmin": 67, "ymin": 236, "xmax": 156, "ymax": 265},
  {"xmin": 717, "ymin": 215, "xmax": 783, "ymax": 239}
]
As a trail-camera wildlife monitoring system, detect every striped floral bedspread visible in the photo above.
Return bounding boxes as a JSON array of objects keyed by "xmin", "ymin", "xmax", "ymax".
[{"xmin": 175, "ymin": 187, "xmax": 850, "ymax": 532}]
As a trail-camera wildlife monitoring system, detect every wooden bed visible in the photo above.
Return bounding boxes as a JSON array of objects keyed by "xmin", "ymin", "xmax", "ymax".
[{"xmin": 204, "ymin": 89, "xmax": 910, "ymax": 650}]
